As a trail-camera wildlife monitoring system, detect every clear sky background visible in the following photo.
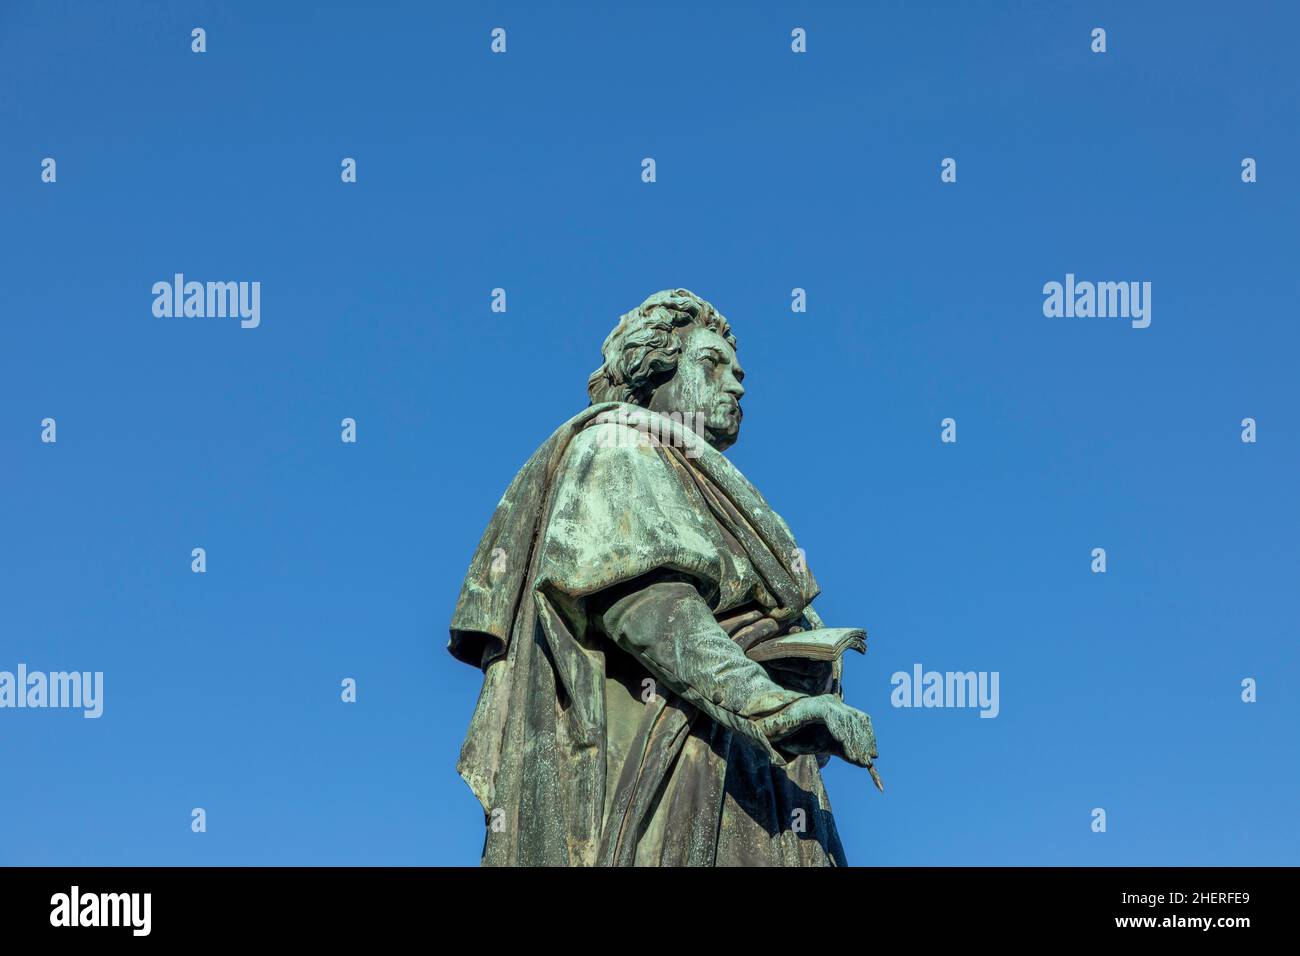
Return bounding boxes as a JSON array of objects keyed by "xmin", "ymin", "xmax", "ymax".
[{"xmin": 2, "ymin": 0, "xmax": 1297, "ymax": 866}]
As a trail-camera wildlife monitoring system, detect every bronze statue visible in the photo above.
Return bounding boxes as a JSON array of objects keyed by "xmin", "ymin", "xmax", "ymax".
[{"xmin": 449, "ymin": 289, "xmax": 880, "ymax": 865}]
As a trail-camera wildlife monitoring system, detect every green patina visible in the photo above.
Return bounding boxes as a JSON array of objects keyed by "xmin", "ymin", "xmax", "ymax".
[{"xmin": 449, "ymin": 289, "xmax": 879, "ymax": 866}]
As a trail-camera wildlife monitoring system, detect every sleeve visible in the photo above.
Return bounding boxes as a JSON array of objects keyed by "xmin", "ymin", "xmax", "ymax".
[{"xmin": 596, "ymin": 577, "xmax": 809, "ymax": 764}]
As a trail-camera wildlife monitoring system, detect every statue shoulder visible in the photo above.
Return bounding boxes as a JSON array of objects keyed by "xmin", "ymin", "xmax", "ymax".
[{"xmin": 562, "ymin": 416, "xmax": 674, "ymax": 474}]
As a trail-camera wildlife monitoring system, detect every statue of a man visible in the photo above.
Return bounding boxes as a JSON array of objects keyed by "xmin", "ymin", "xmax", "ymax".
[{"xmin": 449, "ymin": 288, "xmax": 880, "ymax": 866}]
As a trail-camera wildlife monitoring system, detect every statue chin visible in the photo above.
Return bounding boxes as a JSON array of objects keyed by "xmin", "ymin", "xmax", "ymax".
[
  {"xmin": 706, "ymin": 424, "xmax": 739, "ymax": 452},
  {"xmin": 709, "ymin": 408, "xmax": 741, "ymax": 451}
]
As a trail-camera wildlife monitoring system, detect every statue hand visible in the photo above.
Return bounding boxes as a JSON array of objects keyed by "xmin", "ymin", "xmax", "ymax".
[{"xmin": 757, "ymin": 695, "xmax": 880, "ymax": 779}]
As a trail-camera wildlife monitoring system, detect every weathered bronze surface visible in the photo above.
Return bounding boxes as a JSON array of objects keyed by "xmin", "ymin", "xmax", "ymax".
[{"xmin": 450, "ymin": 289, "xmax": 879, "ymax": 866}]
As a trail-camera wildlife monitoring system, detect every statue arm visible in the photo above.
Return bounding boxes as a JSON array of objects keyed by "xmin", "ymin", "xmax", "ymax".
[
  {"xmin": 595, "ymin": 577, "xmax": 809, "ymax": 763},
  {"xmin": 596, "ymin": 577, "xmax": 880, "ymax": 779}
]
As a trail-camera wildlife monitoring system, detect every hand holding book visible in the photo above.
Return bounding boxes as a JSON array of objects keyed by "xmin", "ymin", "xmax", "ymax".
[{"xmin": 730, "ymin": 615, "xmax": 881, "ymax": 790}]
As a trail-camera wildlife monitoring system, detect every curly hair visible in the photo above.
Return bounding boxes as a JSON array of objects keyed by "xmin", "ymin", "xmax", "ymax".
[{"xmin": 587, "ymin": 289, "xmax": 737, "ymax": 406}]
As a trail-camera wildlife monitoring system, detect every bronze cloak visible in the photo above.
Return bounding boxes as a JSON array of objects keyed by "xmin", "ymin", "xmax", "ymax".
[{"xmin": 449, "ymin": 403, "xmax": 848, "ymax": 865}]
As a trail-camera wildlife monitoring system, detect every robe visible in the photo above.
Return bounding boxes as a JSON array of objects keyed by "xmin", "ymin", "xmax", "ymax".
[{"xmin": 448, "ymin": 402, "xmax": 850, "ymax": 865}]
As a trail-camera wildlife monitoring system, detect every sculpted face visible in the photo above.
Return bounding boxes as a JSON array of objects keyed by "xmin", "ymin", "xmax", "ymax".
[{"xmin": 648, "ymin": 325, "xmax": 746, "ymax": 453}]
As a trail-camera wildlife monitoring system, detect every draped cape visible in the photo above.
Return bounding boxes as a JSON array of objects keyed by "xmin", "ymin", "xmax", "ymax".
[{"xmin": 449, "ymin": 403, "xmax": 847, "ymax": 865}]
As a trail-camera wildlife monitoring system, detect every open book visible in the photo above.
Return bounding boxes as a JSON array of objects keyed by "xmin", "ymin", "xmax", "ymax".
[{"xmin": 745, "ymin": 627, "xmax": 866, "ymax": 664}]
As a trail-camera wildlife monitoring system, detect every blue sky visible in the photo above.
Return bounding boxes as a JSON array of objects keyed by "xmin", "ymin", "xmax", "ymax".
[{"xmin": 1, "ymin": 0, "xmax": 1297, "ymax": 865}]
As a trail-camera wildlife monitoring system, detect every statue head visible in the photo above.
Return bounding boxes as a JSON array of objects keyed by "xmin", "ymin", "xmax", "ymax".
[{"xmin": 587, "ymin": 289, "xmax": 746, "ymax": 452}]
